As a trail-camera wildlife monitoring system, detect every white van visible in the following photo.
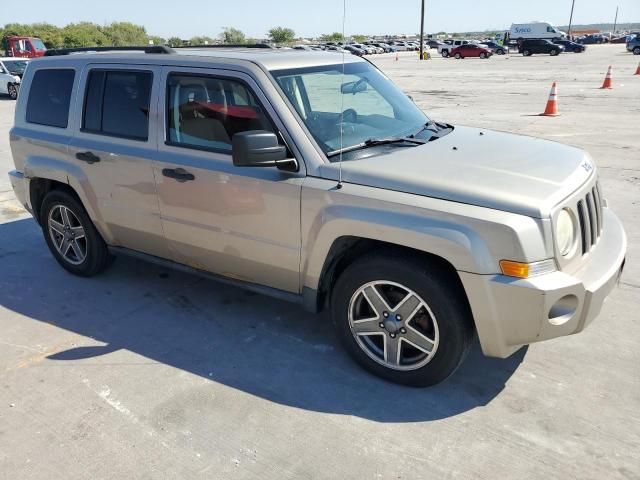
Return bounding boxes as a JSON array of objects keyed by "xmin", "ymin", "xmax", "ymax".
[{"xmin": 510, "ymin": 22, "xmax": 566, "ymax": 40}]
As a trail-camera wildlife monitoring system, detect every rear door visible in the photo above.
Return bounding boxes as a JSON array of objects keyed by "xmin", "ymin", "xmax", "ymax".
[
  {"xmin": 67, "ymin": 63, "xmax": 170, "ymax": 259},
  {"xmin": 152, "ymin": 66, "xmax": 304, "ymax": 293}
]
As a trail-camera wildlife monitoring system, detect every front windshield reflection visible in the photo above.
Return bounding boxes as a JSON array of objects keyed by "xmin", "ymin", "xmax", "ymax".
[{"xmin": 272, "ymin": 61, "xmax": 429, "ymax": 159}]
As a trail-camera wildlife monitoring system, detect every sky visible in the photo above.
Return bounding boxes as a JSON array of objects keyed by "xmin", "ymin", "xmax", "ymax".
[{"xmin": 9, "ymin": 0, "xmax": 640, "ymax": 39}]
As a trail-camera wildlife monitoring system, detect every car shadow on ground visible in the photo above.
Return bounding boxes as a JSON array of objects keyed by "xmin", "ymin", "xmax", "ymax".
[{"xmin": 0, "ymin": 217, "xmax": 526, "ymax": 423}]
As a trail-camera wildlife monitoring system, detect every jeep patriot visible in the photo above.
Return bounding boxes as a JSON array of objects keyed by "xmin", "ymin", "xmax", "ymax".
[{"xmin": 8, "ymin": 45, "xmax": 627, "ymax": 386}]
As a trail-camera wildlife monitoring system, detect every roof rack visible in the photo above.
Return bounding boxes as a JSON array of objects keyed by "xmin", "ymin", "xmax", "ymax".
[
  {"xmin": 173, "ymin": 43, "xmax": 274, "ymax": 49},
  {"xmin": 44, "ymin": 45, "xmax": 175, "ymax": 56}
]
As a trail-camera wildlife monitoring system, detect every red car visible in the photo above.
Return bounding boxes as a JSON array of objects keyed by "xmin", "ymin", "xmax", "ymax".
[{"xmin": 449, "ymin": 44, "xmax": 492, "ymax": 59}]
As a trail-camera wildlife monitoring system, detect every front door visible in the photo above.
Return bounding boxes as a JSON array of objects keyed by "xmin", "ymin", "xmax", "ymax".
[
  {"xmin": 67, "ymin": 64, "xmax": 170, "ymax": 259},
  {"xmin": 153, "ymin": 67, "xmax": 304, "ymax": 293}
]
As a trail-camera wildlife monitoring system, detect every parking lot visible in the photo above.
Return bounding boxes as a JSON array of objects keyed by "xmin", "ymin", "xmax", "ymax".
[{"xmin": 0, "ymin": 44, "xmax": 639, "ymax": 479}]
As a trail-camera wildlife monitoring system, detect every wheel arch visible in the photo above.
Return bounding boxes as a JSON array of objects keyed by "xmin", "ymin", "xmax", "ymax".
[
  {"xmin": 24, "ymin": 156, "xmax": 109, "ymax": 239},
  {"xmin": 303, "ymin": 236, "xmax": 470, "ymax": 314}
]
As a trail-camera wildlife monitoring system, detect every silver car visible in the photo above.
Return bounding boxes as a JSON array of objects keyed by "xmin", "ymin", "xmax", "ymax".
[{"xmin": 8, "ymin": 46, "xmax": 626, "ymax": 386}]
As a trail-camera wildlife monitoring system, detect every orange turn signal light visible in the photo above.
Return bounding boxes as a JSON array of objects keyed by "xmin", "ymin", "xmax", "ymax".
[
  {"xmin": 499, "ymin": 259, "xmax": 556, "ymax": 279},
  {"xmin": 500, "ymin": 260, "xmax": 530, "ymax": 278}
]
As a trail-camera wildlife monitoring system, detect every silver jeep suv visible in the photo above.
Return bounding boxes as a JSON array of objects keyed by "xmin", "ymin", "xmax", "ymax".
[{"xmin": 8, "ymin": 45, "xmax": 626, "ymax": 386}]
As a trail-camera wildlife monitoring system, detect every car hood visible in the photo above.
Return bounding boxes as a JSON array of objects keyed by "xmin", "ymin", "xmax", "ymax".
[{"xmin": 319, "ymin": 126, "xmax": 595, "ymax": 218}]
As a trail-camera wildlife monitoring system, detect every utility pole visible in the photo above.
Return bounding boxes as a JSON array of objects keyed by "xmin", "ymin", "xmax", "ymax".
[
  {"xmin": 419, "ymin": 0, "xmax": 425, "ymax": 60},
  {"xmin": 613, "ymin": 5, "xmax": 619, "ymax": 34},
  {"xmin": 568, "ymin": 0, "xmax": 576, "ymax": 39}
]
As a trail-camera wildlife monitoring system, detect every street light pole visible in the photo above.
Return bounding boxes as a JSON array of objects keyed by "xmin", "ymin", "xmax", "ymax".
[
  {"xmin": 568, "ymin": 0, "xmax": 576, "ymax": 39},
  {"xmin": 419, "ymin": 0, "xmax": 425, "ymax": 60},
  {"xmin": 613, "ymin": 5, "xmax": 619, "ymax": 34}
]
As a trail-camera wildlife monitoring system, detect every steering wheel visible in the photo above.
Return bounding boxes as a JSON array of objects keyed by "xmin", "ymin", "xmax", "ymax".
[{"xmin": 341, "ymin": 108, "xmax": 358, "ymax": 124}]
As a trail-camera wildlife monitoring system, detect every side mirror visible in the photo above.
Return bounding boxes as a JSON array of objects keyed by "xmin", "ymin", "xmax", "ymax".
[
  {"xmin": 232, "ymin": 131, "xmax": 290, "ymax": 168},
  {"xmin": 341, "ymin": 79, "xmax": 367, "ymax": 95}
]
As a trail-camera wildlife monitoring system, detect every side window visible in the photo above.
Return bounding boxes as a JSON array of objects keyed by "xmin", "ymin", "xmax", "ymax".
[
  {"xmin": 26, "ymin": 69, "xmax": 75, "ymax": 128},
  {"xmin": 167, "ymin": 74, "xmax": 275, "ymax": 153},
  {"xmin": 83, "ymin": 69, "xmax": 152, "ymax": 140}
]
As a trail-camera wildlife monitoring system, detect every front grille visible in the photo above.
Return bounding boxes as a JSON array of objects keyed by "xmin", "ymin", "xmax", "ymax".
[{"xmin": 576, "ymin": 182, "xmax": 603, "ymax": 255}]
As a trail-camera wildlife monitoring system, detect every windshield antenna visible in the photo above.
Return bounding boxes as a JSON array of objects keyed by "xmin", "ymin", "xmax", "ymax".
[{"xmin": 337, "ymin": 0, "xmax": 347, "ymax": 190}]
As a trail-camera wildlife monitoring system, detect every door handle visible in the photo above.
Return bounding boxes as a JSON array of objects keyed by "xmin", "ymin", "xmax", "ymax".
[
  {"xmin": 76, "ymin": 151, "xmax": 100, "ymax": 164},
  {"xmin": 162, "ymin": 167, "xmax": 195, "ymax": 182}
]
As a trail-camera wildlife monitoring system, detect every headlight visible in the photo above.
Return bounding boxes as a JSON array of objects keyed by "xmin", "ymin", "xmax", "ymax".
[{"xmin": 556, "ymin": 209, "xmax": 575, "ymax": 256}]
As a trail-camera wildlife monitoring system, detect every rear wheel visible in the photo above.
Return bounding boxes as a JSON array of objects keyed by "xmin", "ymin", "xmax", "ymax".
[
  {"xmin": 454, "ymin": 53, "xmax": 462, "ymax": 59},
  {"xmin": 8, "ymin": 84, "xmax": 18, "ymax": 100},
  {"xmin": 633, "ymin": 47, "xmax": 640, "ymax": 55},
  {"xmin": 331, "ymin": 254, "xmax": 474, "ymax": 387},
  {"xmin": 41, "ymin": 190, "xmax": 112, "ymax": 276},
  {"xmin": 441, "ymin": 50, "xmax": 449, "ymax": 57}
]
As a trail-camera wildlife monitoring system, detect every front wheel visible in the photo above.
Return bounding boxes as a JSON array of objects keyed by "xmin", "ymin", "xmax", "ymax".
[
  {"xmin": 8, "ymin": 84, "xmax": 18, "ymax": 100},
  {"xmin": 41, "ymin": 190, "xmax": 112, "ymax": 276},
  {"xmin": 523, "ymin": 49, "xmax": 531, "ymax": 56},
  {"xmin": 331, "ymin": 254, "xmax": 474, "ymax": 387},
  {"xmin": 454, "ymin": 53, "xmax": 462, "ymax": 59},
  {"xmin": 479, "ymin": 52, "xmax": 487, "ymax": 59},
  {"xmin": 550, "ymin": 49, "xmax": 559, "ymax": 56},
  {"xmin": 633, "ymin": 47, "xmax": 640, "ymax": 55}
]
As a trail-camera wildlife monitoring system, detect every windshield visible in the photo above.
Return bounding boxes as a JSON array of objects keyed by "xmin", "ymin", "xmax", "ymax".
[
  {"xmin": 271, "ymin": 62, "xmax": 429, "ymax": 159},
  {"xmin": 31, "ymin": 39, "xmax": 46, "ymax": 51},
  {"xmin": 3, "ymin": 60, "xmax": 28, "ymax": 74}
]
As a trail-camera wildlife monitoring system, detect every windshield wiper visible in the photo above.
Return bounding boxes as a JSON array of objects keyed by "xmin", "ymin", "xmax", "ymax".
[{"xmin": 327, "ymin": 136, "xmax": 427, "ymax": 157}]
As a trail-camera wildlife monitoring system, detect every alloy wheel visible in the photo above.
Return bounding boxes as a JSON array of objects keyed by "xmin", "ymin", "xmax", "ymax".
[
  {"xmin": 48, "ymin": 205, "xmax": 87, "ymax": 265},
  {"xmin": 348, "ymin": 280, "xmax": 439, "ymax": 371}
]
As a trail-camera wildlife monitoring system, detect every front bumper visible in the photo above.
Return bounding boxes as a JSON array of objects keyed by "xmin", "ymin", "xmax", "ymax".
[{"xmin": 459, "ymin": 208, "xmax": 627, "ymax": 358}]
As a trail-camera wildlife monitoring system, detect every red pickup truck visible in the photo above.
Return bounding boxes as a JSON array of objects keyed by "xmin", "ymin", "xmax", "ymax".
[{"xmin": 3, "ymin": 36, "xmax": 47, "ymax": 58}]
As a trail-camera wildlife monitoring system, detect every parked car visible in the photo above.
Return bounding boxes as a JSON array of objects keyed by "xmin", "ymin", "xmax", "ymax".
[
  {"xmin": 450, "ymin": 44, "xmax": 493, "ymax": 59},
  {"xmin": 0, "ymin": 57, "xmax": 23, "ymax": 99},
  {"xmin": 390, "ymin": 41, "xmax": 410, "ymax": 51},
  {"xmin": 438, "ymin": 39, "xmax": 470, "ymax": 57},
  {"xmin": 366, "ymin": 42, "xmax": 392, "ymax": 53},
  {"xmin": 0, "ymin": 57, "xmax": 29, "ymax": 78},
  {"xmin": 480, "ymin": 41, "xmax": 507, "ymax": 55},
  {"xmin": 326, "ymin": 46, "xmax": 350, "ymax": 54},
  {"xmin": 8, "ymin": 46, "xmax": 626, "ymax": 387},
  {"xmin": 627, "ymin": 35, "xmax": 640, "ymax": 55},
  {"xmin": 553, "ymin": 39, "xmax": 586, "ymax": 53},
  {"xmin": 351, "ymin": 43, "xmax": 375, "ymax": 55},
  {"xmin": 578, "ymin": 34, "xmax": 609, "ymax": 45},
  {"xmin": 519, "ymin": 39, "xmax": 564, "ymax": 56},
  {"xmin": 343, "ymin": 44, "xmax": 365, "ymax": 56},
  {"xmin": 425, "ymin": 39, "xmax": 444, "ymax": 49}
]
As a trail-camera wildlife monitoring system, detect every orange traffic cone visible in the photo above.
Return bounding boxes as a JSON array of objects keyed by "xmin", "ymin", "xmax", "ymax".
[
  {"xmin": 634, "ymin": 62, "xmax": 640, "ymax": 75},
  {"xmin": 540, "ymin": 82, "xmax": 559, "ymax": 116},
  {"xmin": 600, "ymin": 65, "xmax": 613, "ymax": 89}
]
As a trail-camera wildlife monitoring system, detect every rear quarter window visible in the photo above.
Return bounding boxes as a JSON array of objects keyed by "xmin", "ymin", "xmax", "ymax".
[{"xmin": 26, "ymin": 69, "xmax": 75, "ymax": 128}]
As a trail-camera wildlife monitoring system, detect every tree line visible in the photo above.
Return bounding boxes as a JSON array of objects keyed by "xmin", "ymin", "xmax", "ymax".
[{"xmin": 0, "ymin": 22, "xmax": 309, "ymax": 49}]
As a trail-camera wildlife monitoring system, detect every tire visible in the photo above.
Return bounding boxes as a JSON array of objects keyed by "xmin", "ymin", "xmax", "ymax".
[
  {"xmin": 41, "ymin": 190, "xmax": 112, "ymax": 277},
  {"xmin": 497, "ymin": 49, "xmax": 505, "ymax": 55},
  {"xmin": 441, "ymin": 50, "xmax": 449, "ymax": 57},
  {"xmin": 8, "ymin": 84, "xmax": 18, "ymax": 100},
  {"xmin": 479, "ymin": 52, "xmax": 487, "ymax": 59},
  {"xmin": 454, "ymin": 53, "xmax": 462, "ymax": 59},
  {"xmin": 634, "ymin": 47, "xmax": 640, "ymax": 55},
  {"xmin": 523, "ymin": 49, "xmax": 531, "ymax": 56},
  {"xmin": 550, "ymin": 49, "xmax": 559, "ymax": 56},
  {"xmin": 331, "ymin": 253, "xmax": 474, "ymax": 387}
]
